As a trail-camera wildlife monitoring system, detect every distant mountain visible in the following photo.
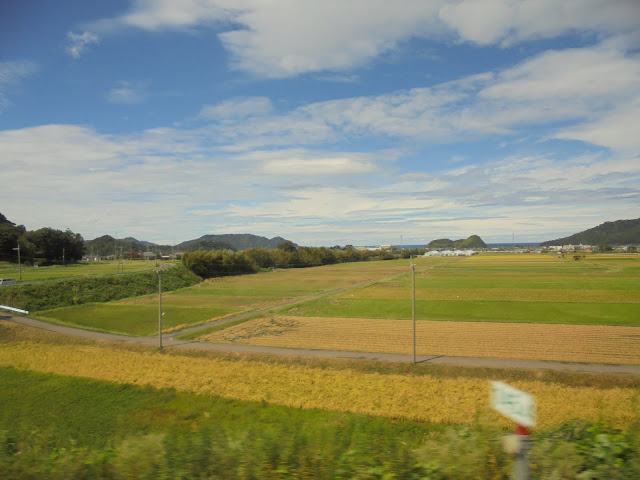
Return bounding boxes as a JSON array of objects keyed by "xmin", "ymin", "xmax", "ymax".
[
  {"xmin": 84, "ymin": 235, "xmax": 158, "ymax": 256},
  {"xmin": 540, "ymin": 218, "xmax": 640, "ymax": 246},
  {"xmin": 428, "ymin": 235, "xmax": 487, "ymax": 249},
  {"xmin": 122, "ymin": 237, "xmax": 155, "ymax": 248},
  {"xmin": 85, "ymin": 233, "xmax": 296, "ymax": 256},
  {"xmin": 177, "ymin": 234, "xmax": 294, "ymax": 251}
]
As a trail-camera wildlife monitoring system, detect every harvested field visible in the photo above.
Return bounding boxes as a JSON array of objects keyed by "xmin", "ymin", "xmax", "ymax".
[{"xmin": 201, "ymin": 316, "xmax": 640, "ymax": 365}]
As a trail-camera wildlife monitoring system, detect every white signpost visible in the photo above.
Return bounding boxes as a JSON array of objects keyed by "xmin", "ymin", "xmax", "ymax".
[
  {"xmin": 490, "ymin": 381, "xmax": 536, "ymax": 427},
  {"xmin": 491, "ymin": 381, "xmax": 535, "ymax": 480}
]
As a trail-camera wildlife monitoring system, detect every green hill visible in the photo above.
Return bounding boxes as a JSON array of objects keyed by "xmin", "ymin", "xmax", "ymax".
[
  {"xmin": 428, "ymin": 235, "xmax": 487, "ymax": 249},
  {"xmin": 177, "ymin": 234, "xmax": 293, "ymax": 251},
  {"xmin": 540, "ymin": 218, "xmax": 640, "ymax": 246}
]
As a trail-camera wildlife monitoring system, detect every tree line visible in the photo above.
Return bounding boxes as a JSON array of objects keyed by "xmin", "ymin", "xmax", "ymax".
[
  {"xmin": 181, "ymin": 242, "xmax": 379, "ymax": 278},
  {"xmin": 0, "ymin": 213, "xmax": 84, "ymax": 265}
]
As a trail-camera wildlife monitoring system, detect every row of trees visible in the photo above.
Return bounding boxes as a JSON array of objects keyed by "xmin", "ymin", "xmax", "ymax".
[
  {"xmin": 181, "ymin": 244, "xmax": 379, "ymax": 278},
  {"xmin": 0, "ymin": 213, "xmax": 84, "ymax": 264}
]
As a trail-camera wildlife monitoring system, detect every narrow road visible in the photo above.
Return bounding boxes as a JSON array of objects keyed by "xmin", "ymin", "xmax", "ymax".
[{"xmin": 4, "ymin": 314, "xmax": 639, "ymax": 375}]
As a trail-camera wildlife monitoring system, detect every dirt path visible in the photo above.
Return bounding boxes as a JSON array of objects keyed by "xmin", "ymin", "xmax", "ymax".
[{"xmin": 4, "ymin": 314, "xmax": 639, "ymax": 375}]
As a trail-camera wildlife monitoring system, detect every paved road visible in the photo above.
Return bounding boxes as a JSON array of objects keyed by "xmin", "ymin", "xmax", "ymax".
[{"xmin": 4, "ymin": 314, "xmax": 640, "ymax": 375}]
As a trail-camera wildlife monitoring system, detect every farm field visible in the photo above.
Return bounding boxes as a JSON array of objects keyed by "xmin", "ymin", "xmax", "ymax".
[
  {"xmin": 0, "ymin": 320, "xmax": 638, "ymax": 430},
  {"xmin": 195, "ymin": 254, "xmax": 640, "ymax": 364},
  {"xmin": 0, "ymin": 260, "xmax": 164, "ymax": 282},
  {"xmin": 1, "ymin": 319, "xmax": 639, "ymax": 478},
  {"xmin": 36, "ymin": 259, "xmax": 417, "ymax": 335},
  {"xmin": 203, "ymin": 316, "xmax": 640, "ymax": 364},
  {"xmin": 276, "ymin": 254, "xmax": 640, "ymax": 326}
]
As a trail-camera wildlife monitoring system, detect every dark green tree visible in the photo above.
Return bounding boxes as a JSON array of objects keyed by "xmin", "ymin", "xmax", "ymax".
[{"xmin": 0, "ymin": 213, "xmax": 26, "ymax": 262}]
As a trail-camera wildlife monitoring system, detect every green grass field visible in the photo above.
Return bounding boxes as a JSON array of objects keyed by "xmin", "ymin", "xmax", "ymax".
[
  {"xmin": 33, "ymin": 254, "xmax": 640, "ymax": 335},
  {"xmin": 277, "ymin": 254, "xmax": 640, "ymax": 326},
  {"xmin": 0, "ymin": 260, "xmax": 167, "ymax": 282},
  {"xmin": 37, "ymin": 303, "xmax": 233, "ymax": 335},
  {"xmin": 0, "ymin": 365, "xmax": 439, "ymax": 479},
  {"xmin": 35, "ymin": 260, "xmax": 412, "ymax": 335}
]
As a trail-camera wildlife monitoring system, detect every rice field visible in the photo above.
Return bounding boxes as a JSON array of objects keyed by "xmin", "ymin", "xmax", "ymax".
[
  {"xmin": 190, "ymin": 253, "xmax": 640, "ymax": 364},
  {"xmin": 202, "ymin": 315, "xmax": 640, "ymax": 365},
  {"xmin": 35, "ymin": 259, "xmax": 419, "ymax": 335},
  {"xmin": 0, "ymin": 332, "xmax": 637, "ymax": 429},
  {"xmin": 275, "ymin": 254, "xmax": 640, "ymax": 326}
]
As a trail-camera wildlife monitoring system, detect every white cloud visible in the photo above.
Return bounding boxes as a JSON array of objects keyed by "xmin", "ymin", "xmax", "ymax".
[
  {"xmin": 198, "ymin": 97, "xmax": 273, "ymax": 120},
  {"xmin": 89, "ymin": 0, "xmax": 638, "ymax": 77},
  {"xmin": 0, "ymin": 61, "xmax": 37, "ymax": 113},
  {"xmin": 1, "ymin": 121, "xmax": 637, "ymax": 245},
  {"xmin": 118, "ymin": 0, "xmax": 233, "ymax": 31},
  {"xmin": 66, "ymin": 31, "xmax": 99, "ymax": 58},
  {"xmin": 188, "ymin": 40, "xmax": 639, "ymax": 154},
  {"xmin": 439, "ymin": 0, "xmax": 640, "ymax": 47},
  {"xmin": 262, "ymin": 156, "xmax": 378, "ymax": 176},
  {"xmin": 554, "ymin": 99, "xmax": 640, "ymax": 152},
  {"xmin": 107, "ymin": 81, "xmax": 148, "ymax": 104},
  {"xmin": 218, "ymin": 1, "xmax": 444, "ymax": 78}
]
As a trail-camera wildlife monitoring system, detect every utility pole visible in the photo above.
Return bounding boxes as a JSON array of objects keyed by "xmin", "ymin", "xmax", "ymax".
[
  {"xmin": 62, "ymin": 247, "xmax": 65, "ymax": 266},
  {"xmin": 411, "ymin": 257, "xmax": 416, "ymax": 364},
  {"xmin": 157, "ymin": 268, "xmax": 163, "ymax": 350},
  {"xmin": 13, "ymin": 244, "xmax": 21, "ymax": 282}
]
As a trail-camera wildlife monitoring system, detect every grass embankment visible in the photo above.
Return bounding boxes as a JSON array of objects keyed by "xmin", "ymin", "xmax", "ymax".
[
  {"xmin": 1, "ymin": 322, "xmax": 639, "ymax": 479},
  {"xmin": 0, "ymin": 263, "xmax": 200, "ymax": 312}
]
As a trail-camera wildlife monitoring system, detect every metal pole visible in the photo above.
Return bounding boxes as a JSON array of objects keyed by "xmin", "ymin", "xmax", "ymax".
[
  {"xmin": 13, "ymin": 245, "xmax": 22, "ymax": 282},
  {"xmin": 158, "ymin": 270, "xmax": 163, "ymax": 350},
  {"xmin": 411, "ymin": 259, "xmax": 416, "ymax": 363},
  {"xmin": 514, "ymin": 425, "xmax": 530, "ymax": 480}
]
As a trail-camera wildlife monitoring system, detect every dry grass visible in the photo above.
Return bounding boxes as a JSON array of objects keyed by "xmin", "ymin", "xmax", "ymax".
[
  {"xmin": 201, "ymin": 316, "xmax": 640, "ymax": 365},
  {"xmin": 0, "ymin": 339, "xmax": 637, "ymax": 429}
]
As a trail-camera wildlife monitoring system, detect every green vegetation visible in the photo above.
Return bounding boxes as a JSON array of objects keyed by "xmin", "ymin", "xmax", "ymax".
[
  {"xmin": 278, "ymin": 255, "xmax": 640, "ymax": 326},
  {"xmin": 0, "ymin": 264, "xmax": 201, "ymax": 312},
  {"xmin": 0, "ymin": 260, "xmax": 163, "ymax": 282},
  {"xmin": 427, "ymin": 234, "xmax": 487, "ymax": 249},
  {"xmin": 540, "ymin": 217, "xmax": 640, "ymax": 246},
  {"xmin": 36, "ymin": 303, "xmax": 229, "ymax": 336},
  {"xmin": 0, "ymin": 366, "xmax": 638, "ymax": 479},
  {"xmin": 0, "ymin": 212, "xmax": 84, "ymax": 265},
  {"xmin": 33, "ymin": 260, "xmax": 410, "ymax": 334},
  {"xmin": 178, "ymin": 233, "xmax": 292, "ymax": 251},
  {"xmin": 281, "ymin": 298, "xmax": 640, "ymax": 326},
  {"xmin": 181, "ymin": 244, "xmax": 377, "ymax": 279}
]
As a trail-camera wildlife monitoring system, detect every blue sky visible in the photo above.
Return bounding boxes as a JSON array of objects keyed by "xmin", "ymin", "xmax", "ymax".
[{"xmin": 1, "ymin": 0, "xmax": 639, "ymax": 246}]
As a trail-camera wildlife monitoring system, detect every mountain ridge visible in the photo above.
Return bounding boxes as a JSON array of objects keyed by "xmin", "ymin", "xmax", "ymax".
[{"xmin": 540, "ymin": 218, "xmax": 640, "ymax": 246}]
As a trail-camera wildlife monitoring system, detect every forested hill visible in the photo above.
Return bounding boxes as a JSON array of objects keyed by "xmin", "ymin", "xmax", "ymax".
[
  {"xmin": 85, "ymin": 233, "xmax": 296, "ymax": 255},
  {"xmin": 427, "ymin": 235, "xmax": 487, "ymax": 249},
  {"xmin": 177, "ymin": 234, "xmax": 293, "ymax": 251},
  {"xmin": 540, "ymin": 218, "xmax": 640, "ymax": 246}
]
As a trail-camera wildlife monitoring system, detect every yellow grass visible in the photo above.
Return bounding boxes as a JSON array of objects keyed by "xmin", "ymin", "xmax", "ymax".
[
  {"xmin": 202, "ymin": 316, "xmax": 640, "ymax": 365},
  {"xmin": 0, "ymin": 340, "xmax": 637, "ymax": 429}
]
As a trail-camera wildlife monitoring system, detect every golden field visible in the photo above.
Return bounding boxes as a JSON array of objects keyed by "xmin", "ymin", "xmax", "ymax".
[
  {"xmin": 202, "ymin": 315, "xmax": 640, "ymax": 365},
  {"xmin": 0, "ymin": 336, "xmax": 637, "ymax": 430}
]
